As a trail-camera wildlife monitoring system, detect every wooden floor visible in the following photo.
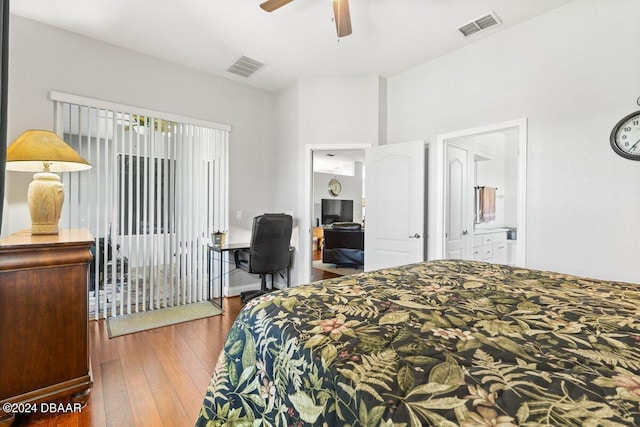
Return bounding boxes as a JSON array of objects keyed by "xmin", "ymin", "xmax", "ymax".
[
  {"xmin": 12, "ymin": 256, "xmax": 340, "ymax": 427},
  {"xmin": 12, "ymin": 297, "xmax": 243, "ymax": 427},
  {"xmin": 311, "ymin": 249, "xmax": 341, "ymax": 282}
]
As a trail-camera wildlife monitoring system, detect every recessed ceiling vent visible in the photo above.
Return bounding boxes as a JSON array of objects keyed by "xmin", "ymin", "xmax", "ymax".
[
  {"xmin": 226, "ymin": 55, "xmax": 265, "ymax": 78},
  {"xmin": 458, "ymin": 12, "xmax": 501, "ymax": 38}
]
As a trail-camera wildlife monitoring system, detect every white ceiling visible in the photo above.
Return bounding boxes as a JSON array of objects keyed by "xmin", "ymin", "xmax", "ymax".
[
  {"xmin": 11, "ymin": 0, "xmax": 572, "ymax": 92},
  {"xmin": 314, "ymin": 150, "xmax": 365, "ymax": 175}
]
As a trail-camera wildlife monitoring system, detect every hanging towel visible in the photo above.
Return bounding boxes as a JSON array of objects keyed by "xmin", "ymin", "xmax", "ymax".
[{"xmin": 480, "ymin": 187, "xmax": 496, "ymax": 222}]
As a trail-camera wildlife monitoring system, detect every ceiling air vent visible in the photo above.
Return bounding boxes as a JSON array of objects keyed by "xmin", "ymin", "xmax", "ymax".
[
  {"xmin": 226, "ymin": 55, "xmax": 265, "ymax": 78},
  {"xmin": 458, "ymin": 12, "xmax": 501, "ymax": 38}
]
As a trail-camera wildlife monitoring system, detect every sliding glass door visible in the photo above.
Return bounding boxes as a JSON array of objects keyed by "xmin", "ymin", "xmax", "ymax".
[{"xmin": 53, "ymin": 93, "xmax": 229, "ymax": 319}]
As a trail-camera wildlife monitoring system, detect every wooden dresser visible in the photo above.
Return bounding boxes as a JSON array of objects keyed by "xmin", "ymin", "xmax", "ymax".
[{"xmin": 0, "ymin": 229, "xmax": 94, "ymax": 426}]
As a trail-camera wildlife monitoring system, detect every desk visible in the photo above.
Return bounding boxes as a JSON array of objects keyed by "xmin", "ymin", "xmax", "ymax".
[
  {"xmin": 208, "ymin": 243, "xmax": 249, "ymax": 310},
  {"xmin": 208, "ymin": 243, "xmax": 294, "ymax": 305}
]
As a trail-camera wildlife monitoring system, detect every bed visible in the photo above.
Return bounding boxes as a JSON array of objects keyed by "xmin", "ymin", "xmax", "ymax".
[{"xmin": 195, "ymin": 259, "xmax": 640, "ymax": 426}]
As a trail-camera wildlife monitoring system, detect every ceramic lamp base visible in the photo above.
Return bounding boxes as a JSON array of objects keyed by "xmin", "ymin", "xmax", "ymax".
[{"xmin": 28, "ymin": 172, "xmax": 64, "ymax": 235}]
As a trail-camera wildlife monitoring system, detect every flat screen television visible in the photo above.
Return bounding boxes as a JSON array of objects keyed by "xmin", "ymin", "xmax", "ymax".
[{"xmin": 321, "ymin": 199, "xmax": 353, "ymax": 225}]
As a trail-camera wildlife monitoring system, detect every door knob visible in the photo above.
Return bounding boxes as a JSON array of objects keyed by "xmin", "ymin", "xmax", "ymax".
[
  {"xmin": 409, "ymin": 233, "xmax": 421, "ymax": 239},
  {"xmin": 462, "ymin": 230, "xmax": 468, "ymax": 235}
]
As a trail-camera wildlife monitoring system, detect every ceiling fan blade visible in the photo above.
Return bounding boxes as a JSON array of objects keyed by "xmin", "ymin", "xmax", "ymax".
[
  {"xmin": 260, "ymin": 0, "xmax": 294, "ymax": 12},
  {"xmin": 333, "ymin": 0, "xmax": 352, "ymax": 37}
]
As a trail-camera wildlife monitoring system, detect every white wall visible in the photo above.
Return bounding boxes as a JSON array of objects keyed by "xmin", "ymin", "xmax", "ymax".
[
  {"xmin": 4, "ymin": 16, "xmax": 274, "ymax": 241},
  {"xmin": 299, "ymin": 76, "xmax": 381, "ymax": 145},
  {"xmin": 388, "ymin": 0, "xmax": 640, "ymax": 283},
  {"xmin": 266, "ymin": 82, "xmax": 300, "ymax": 289}
]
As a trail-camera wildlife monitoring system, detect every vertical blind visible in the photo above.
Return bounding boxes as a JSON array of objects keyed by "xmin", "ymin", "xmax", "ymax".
[{"xmin": 52, "ymin": 92, "xmax": 229, "ymax": 320}]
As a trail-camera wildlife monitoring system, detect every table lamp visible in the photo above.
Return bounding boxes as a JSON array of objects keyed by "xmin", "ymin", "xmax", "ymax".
[{"xmin": 6, "ymin": 130, "xmax": 92, "ymax": 235}]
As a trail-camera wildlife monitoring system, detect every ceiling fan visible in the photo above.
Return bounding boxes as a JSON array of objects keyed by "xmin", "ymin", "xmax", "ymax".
[{"xmin": 259, "ymin": 0, "xmax": 353, "ymax": 38}]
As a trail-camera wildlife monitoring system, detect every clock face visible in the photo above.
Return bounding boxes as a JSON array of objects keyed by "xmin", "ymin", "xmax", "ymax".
[
  {"xmin": 610, "ymin": 110, "xmax": 640, "ymax": 160},
  {"xmin": 328, "ymin": 178, "xmax": 342, "ymax": 196}
]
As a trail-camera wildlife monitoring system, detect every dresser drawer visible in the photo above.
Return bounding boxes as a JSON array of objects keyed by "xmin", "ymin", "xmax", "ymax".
[
  {"xmin": 482, "ymin": 245, "xmax": 493, "ymax": 260},
  {"xmin": 473, "ymin": 235, "xmax": 484, "ymax": 247},
  {"xmin": 493, "ymin": 242, "xmax": 507, "ymax": 264},
  {"xmin": 483, "ymin": 235, "xmax": 493, "ymax": 245}
]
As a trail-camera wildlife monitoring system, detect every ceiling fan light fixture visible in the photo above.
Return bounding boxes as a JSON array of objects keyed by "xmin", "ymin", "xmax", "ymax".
[
  {"xmin": 333, "ymin": 0, "xmax": 352, "ymax": 38},
  {"xmin": 258, "ymin": 0, "xmax": 354, "ymax": 37},
  {"xmin": 260, "ymin": 0, "xmax": 293, "ymax": 12}
]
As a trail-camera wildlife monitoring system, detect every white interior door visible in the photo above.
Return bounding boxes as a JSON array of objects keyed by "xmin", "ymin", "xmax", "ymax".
[
  {"xmin": 445, "ymin": 144, "xmax": 471, "ymax": 259},
  {"xmin": 435, "ymin": 118, "xmax": 527, "ymax": 266},
  {"xmin": 365, "ymin": 141, "xmax": 425, "ymax": 271}
]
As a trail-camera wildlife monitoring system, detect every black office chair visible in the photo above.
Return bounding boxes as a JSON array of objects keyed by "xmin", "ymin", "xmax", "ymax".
[{"xmin": 235, "ymin": 213, "xmax": 293, "ymax": 304}]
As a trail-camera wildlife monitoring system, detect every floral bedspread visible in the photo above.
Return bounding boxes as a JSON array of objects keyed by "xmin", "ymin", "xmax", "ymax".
[{"xmin": 195, "ymin": 260, "xmax": 640, "ymax": 426}]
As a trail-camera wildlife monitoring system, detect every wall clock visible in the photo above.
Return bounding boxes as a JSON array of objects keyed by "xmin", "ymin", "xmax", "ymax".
[
  {"xmin": 328, "ymin": 178, "xmax": 342, "ymax": 196},
  {"xmin": 610, "ymin": 110, "xmax": 640, "ymax": 160}
]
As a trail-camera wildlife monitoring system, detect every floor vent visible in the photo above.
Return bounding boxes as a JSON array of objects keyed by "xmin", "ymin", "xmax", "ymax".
[
  {"xmin": 458, "ymin": 12, "xmax": 501, "ymax": 37},
  {"xmin": 226, "ymin": 55, "xmax": 265, "ymax": 78}
]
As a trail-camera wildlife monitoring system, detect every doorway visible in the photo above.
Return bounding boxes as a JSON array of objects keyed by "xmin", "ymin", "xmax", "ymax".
[
  {"xmin": 302, "ymin": 144, "xmax": 371, "ymax": 284},
  {"xmin": 434, "ymin": 118, "xmax": 527, "ymax": 267},
  {"xmin": 311, "ymin": 149, "xmax": 366, "ymax": 281}
]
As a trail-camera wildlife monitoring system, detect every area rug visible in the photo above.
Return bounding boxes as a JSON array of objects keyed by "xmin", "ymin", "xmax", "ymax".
[
  {"xmin": 312, "ymin": 260, "xmax": 364, "ymax": 276},
  {"xmin": 107, "ymin": 301, "xmax": 222, "ymax": 338}
]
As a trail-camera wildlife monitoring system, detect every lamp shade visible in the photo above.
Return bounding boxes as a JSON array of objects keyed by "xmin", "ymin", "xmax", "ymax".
[
  {"xmin": 5, "ymin": 130, "xmax": 91, "ymax": 235},
  {"xmin": 6, "ymin": 130, "xmax": 91, "ymax": 172}
]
